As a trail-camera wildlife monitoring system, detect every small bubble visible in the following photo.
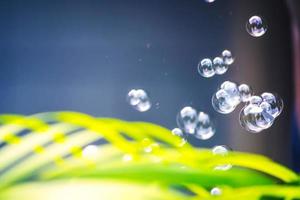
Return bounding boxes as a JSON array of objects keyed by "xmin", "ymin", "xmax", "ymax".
[
  {"xmin": 171, "ymin": 128, "xmax": 187, "ymax": 145},
  {"xmin": 198, "ymin": 58, "xmax": 215, "ymax": 78},
  {"xmin": 221, "ymin": 50, "xmax": 234, "ymax": 65},
  {"xmin": 213, "ymin": 57, "xmax": 228, "ymax": 75},
  {"xmin": 212, "ymin": 81, "xmax": 241, "ymax": 114},
  {"xmin": 246, "ymin": 16, "xmax": 267, "ymax": 37},
  {"xmin": 127, "ymin": 89, "xmax": 151, "ymax": 112},
  {"xmin": 212, "ymin": 145, "xmax": 229, "ymax": 156},
  {"xmin": 194, "ymin": 112, "xmax": 215, "ymax": 140},
  {"xmin": 211, "ymin": 187, "xmax": 222, "ymax": 196},
  {"xmin": 177, "ymin": 106, "xmax": 198, "ymax": 134},
  {"xmin": 238, "ymin": 84, "xmax": 253, "ymax": 102}
]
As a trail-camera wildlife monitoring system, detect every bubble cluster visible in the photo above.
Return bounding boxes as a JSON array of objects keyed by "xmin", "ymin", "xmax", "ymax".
[
  {"xmin": 246, "ymin": 16, "xmax": 267, "ymax": 37},
  {"xmin": 127, "ymin": 89, "xmax": 151, "ymax": 112},
  {"xmin": 240, "ymin": 93, "xmax": 283, "ymax": 133},
  {"xmin": 198, "ymin": 50, "xmax": 234, "ymax": 78},
  {"xmin": 212, "ymin": 81, "xmax": 241, "ymax": 114},
  {"xmin": 212, "ymin": 81, "xmax": 283, "ymax": 132},
  {"xmin": 177, "ymin": 107, "xmax": 215, "ymax": 140}
]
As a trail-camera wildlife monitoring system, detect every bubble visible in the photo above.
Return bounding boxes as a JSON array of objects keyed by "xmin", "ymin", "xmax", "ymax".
[
  {"xmin": 213, "ymin": 57, "xmax": 228, "ymax": 75},
  {"xmin": 171, "ymin": 128, "xmax": 187, "ymax": 146},
  {"xmin": 238, "ymin": 84, "xmax": 253, "ymax": 102},
  {"xmin": 122, "ymin": 154, "xmax": 133, "ymax": 162},
  {"xmin": 212, "ymin": 81, "xmax": 241, "ymax": 114},
  {"xmin": 212, "ymin": 145, "xmax": 232, "ymax": 171},
  {"xmin": 194, "ymin": 112, "xmax": 215, "ymax": 140},
  {"xmin": 246, "ymin": 16, "xmax": 267, "ymax": 37},
  {"xmin": 261, "ymin": 92, "xmax": 283, "ymax": 118},
  {"xmin": 211, "ymin": 187, "xmax": 222, "ymax": 196},
  {"xmin": 221, "ymin": 50, "xmax": 234, "ymax": 65},
  {"xmin": 212, "ymin": 145, "xmax": 229, "ymax": 156},
  {"xmin": 198, "ymin": 58, "xmax": 215, "ymax": 78},
  {"xmin": 177, "ymin": 107, "xmax": 198, "ymax": 134},
  {"xmin": 127, "ymin": 89, "xmax": 151, "ymax": 112}
]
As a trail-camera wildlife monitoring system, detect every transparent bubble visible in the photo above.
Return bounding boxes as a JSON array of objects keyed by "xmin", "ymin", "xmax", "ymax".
[
  {"xmin": 212, "ymin": 145, "xmax": 229, "ymax": 156},
  {"xmin": 211, "ymin": 187, "xmax": 222, "ymax": 196},
  {"xmin": 127, "ymin": 89, "xmax": 151, "ymax": 112},
  {"xmin": 221, "ymin": 50, "xmax": 234, "ymax": 65},
  {"xmin": 194, "ymin": 112, "xmax": 215, "ymax": 140},
  {"xmin": 177, "ymin": 107, "xmax": 198, "ymax": 134},
  {"xmin": 212, "ymin": 81, "xmax": 241, "ymax": 114},
  {"xmin": 238, "ymin": 84, "xmax": 253, "ymax": 102},
  {"xmin": 198, "ymin": 58, "xmax": 215, "ymax": 78},
  {"xmin": 261, "ymin": 92, "xmax": 283, "ymax": 118},
  {"xmin": 212, "ymin": 145, "xmax": 232, "ymax": 171},
  {"xmin": 213, "ymin": 57, "xmax": 228, "ymax": 75},
  {"xmin": 171, "ymin": 128, "xmax": 187, "ymax": 146},
  {"xmin": 246, "ymin": 16, "xmax": 267, "ymax": 37}
]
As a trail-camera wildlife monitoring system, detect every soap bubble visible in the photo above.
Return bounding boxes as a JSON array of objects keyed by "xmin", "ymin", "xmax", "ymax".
[
  {"xmin": 212, "ymin": 81, "xmax": 241, "ymax": 114},
  {"xmin": 261, "ymin": 92, "xmax": 283, "ymax": 118},
  {"xmin": 221, "ymin": 50, "xmax": 234, "ymax": 65},
  {"xmin": 238, "ymin": 84, "xmax": 253, "ymax": 102},
  {"xmin": 213, "ymin": 57, "xmax": 228, "ymax": 75},
  {"xmin": 198, "ymin": 58, "xmax": 215, "ymax": 78},
  {"xmin": 177, "ymin": 106, "xmax": 198, "ymax": 134},
  {"xmin": 239, "ymin": 93, "xmax": 283, "ymax": 133},
  {"xmin": 127, "ymin": 89, "xmax": 151, "ymax": 112},
  {"xmin": 211, "ymin": 187, "xmax": 222, "ymax": 196},
  {"xmin": 246, "ymin": 16, "xmax": 267, "ymax": 37},
  {"xmin": 194, "ymin": 112, "xmax": 215, "ymax": 140}
]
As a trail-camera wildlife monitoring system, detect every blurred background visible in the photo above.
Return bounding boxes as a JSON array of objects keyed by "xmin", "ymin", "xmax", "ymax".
[{"xmin": 0, "ymin": 0, "xmax": 299, "ymax": 170}]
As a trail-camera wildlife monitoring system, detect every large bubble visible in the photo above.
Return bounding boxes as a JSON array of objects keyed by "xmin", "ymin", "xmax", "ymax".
[
  {"xmin": 127, "ymin": 89, "xmax": 151, "ymax": 112},
  {"xmin": 212, "ymin": 81, "xmax": 241, "ymax": 114},
  {"xmin": 246, "ymin": 16, "xmax": 267, "ymax": 37}
]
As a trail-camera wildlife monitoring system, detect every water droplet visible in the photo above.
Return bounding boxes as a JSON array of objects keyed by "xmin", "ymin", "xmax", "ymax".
[
  {"xmin": 261, "ymin": 92, "xmax": 283, "ymax": 118},
  {"xmin": 127, "ymin": 89, "xmax": 151, "ymax": 112},
  {"xmin": 194, "ymin": 112, "xmax": 215, "ymax": 140},
  {"xmin": 238, "ymin": 84, "xmax": 253, "ymax": 102},
  {"xmin": 82, "ymin": 145, "xmax": 99, "ymax": 159},
  {"xmin": 177, "ymin": 106, "xmax": 198, "ymax": 134},
  {"xmin": 246, "ymin": 16, "xmax": 267, "ymax": 37},
  {"xmin": 211, "ymin": 187, "xmax": 222, "ymax": 196},
  {"xmin": 221, "ymin": 50, "xmax": 234, "ymax": 65},
  {"xmin": 212, "ymin": 81, "xmax": 241, "ymax": 114},
  {"xmin": 213, "ymin": 57, "xmax": 228, "ymax": 75},
  {"xmin": 198, "ymin": 58, "xmax": 215, "ymax": 78}
]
